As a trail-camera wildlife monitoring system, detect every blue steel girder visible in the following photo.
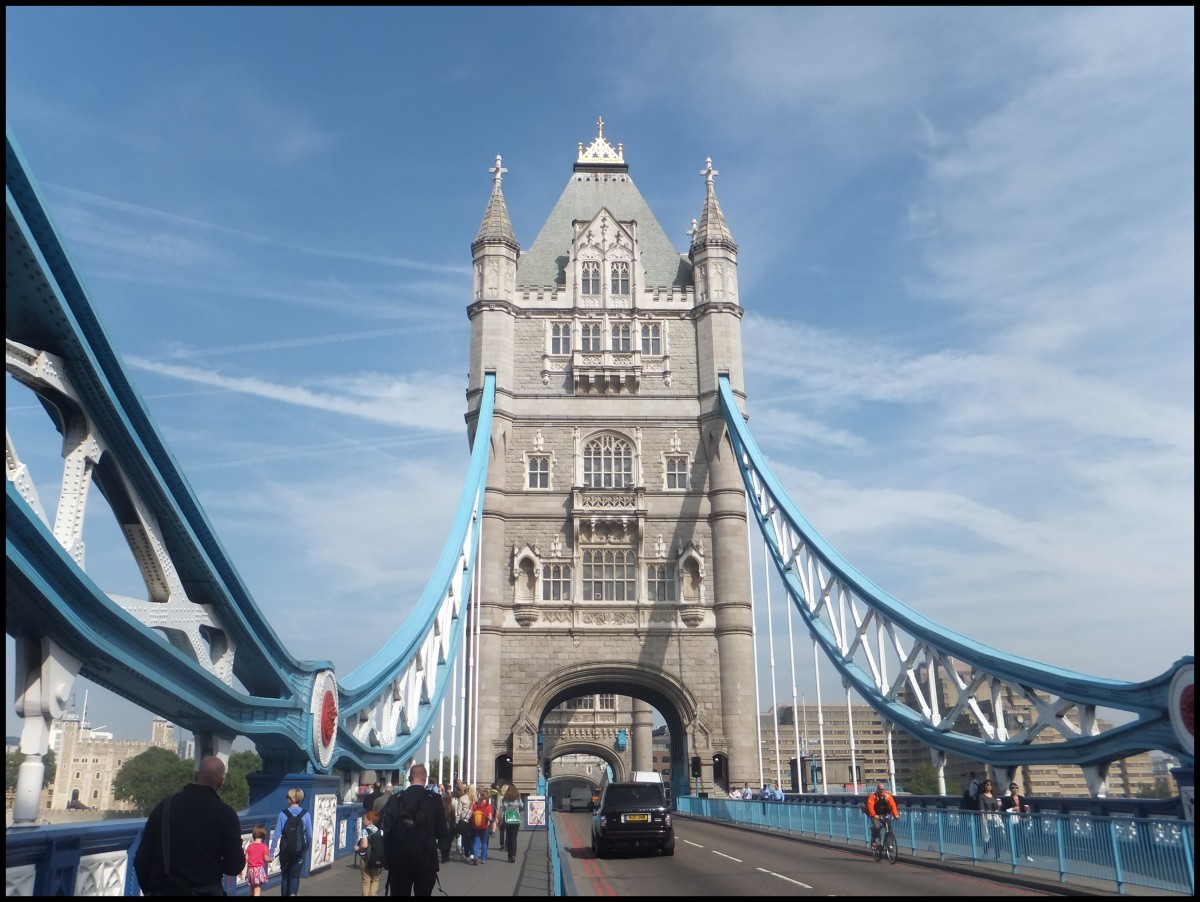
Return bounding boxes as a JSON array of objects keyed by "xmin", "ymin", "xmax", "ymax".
[
  {"xmin": 7, "ymin": 124, "xmax": 495, "ymax": 776},
  {"xmin": 6, "ymin": 127, "xmax": 326, "ymax": 763},
  {"xmin": 718, "ymin": 376, "xmax": 1193, "ymax": 769}
]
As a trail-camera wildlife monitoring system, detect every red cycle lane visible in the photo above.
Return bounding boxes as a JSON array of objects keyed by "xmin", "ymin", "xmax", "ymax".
[{"xmin": 557, "ymin": 811, "xmax": 616, "ymax": 896}]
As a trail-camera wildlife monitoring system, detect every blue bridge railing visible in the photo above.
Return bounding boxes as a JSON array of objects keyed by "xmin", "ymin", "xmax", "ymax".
[
  {"xmin": 677, "ymin": 796, "xmax": 1194, "ymax": 895},
  {"xmin": 5, "ymin": 804, "xmax": 366, "ymax": 896}
]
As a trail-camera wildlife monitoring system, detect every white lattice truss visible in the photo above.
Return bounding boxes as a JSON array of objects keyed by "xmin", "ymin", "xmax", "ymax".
[
  {"xmin": 718, "ymin": 375, "xmax": 1183, "ymax": 769},
  {"xmin": 6, "ymin": 339, "xmax": 236, "ymax": 684},
  {"xmin": 745, "ymin": 464, "xmax": 1099, "ymax": 749}
]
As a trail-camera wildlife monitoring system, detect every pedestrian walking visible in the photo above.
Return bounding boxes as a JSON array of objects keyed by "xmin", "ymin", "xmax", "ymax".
[
  {"xmin": 978, "ymin": 779, "xmax": 1005, "ymax": 861},
  {"xmin": 362, "ymin": 781, "xmax": 383, "ymax": 813},
  {"xmin": 270, "ymin": 787, "xmax": 313, "ymax": 896},
  {"xmin": 498, "ymin": 785, "xmax": 523, "ymax": 863},
  {"xmin": 1002, "ymin": 782, "xmax": 1034, "ymax": 861},
  {"xmin": 133, "ymin": 755, "xmax": 246, "ymax": 896},
  {"xmin": 380, "ymin": 763, "xmax": 448, "ymax": 896},
  {"xmin": 468, "ymin": 786, "xmax": 493, "ymax": 864},
  {"xmin": 439, "ymin": 788, "xmax": 455, "ymax": 863},
  {"xmin": 355, "ymin": 808, "xmax": 385, "ymax": 896},
  {"xmin": 453, "ymin": 785, "xmax": 474, "ymax": 859},
  {"xmin": 243, "ymin": 824, "xmax": 272, "ymax": 896}
]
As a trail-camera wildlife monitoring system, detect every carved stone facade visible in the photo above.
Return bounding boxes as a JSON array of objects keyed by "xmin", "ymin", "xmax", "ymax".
[
  {"xmin": 49, "ymin": 716, "xmax": 176, "ymax": 813},
  {"xmin": 465, "ymin": 121, "xmax": 755, "ymax": 798}
]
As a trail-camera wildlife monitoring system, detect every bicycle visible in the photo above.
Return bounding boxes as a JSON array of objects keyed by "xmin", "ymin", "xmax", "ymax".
[{"xmin": 870, "ymin": 813, "xmax": 898, "ymax": 864}]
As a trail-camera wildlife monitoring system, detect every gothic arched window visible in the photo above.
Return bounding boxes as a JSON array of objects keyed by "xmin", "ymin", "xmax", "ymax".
[
  {"xmin": 581, "ymin": 322, "xmax": 602, "ymax": 352},
  {"xmin": 641, "ymin": 323, "xmax": 661, "ymax": 355},
  {"xmin": 541, "ymin": 563, "xmax": 571, "ymax": 601},
  {"xmin": 611, "ymin": 322, "xmax": 631, "ymax": 352},
  {"xmin": 610, "ymin": 260, "xmax": 630, "ymax": 295},
  {"xmin": 583, "ymin": 434, "xmax": 633, "ymax": 488},
  {"xmin": 581, "ymin": 261, "xmax": 601, "ymax": 295},
  {"xmin": 583, "ymin": 549, "xmax": 636, "ymax": 601},
  {"xmin": 647, "ymin": 564, "xmax": 676, "ymax": 601},
  {"xmin": 551, "ymin": 322, "xmax": 572, "ymax": 354}
]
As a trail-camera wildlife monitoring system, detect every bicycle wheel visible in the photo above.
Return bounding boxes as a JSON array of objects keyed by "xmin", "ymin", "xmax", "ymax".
[
  {"xmin": 884, "ymin": 832, "xmax": 898, "ymax": 865},
  {"xmin": 871, "ymin": 838, "xmax": 882, "ymax": 862}
]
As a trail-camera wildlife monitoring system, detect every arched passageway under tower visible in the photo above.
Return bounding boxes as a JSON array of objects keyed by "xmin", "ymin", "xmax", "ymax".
[{"xmin": 509, "ymin": 661, "xmax": 714, "ymax": 803}]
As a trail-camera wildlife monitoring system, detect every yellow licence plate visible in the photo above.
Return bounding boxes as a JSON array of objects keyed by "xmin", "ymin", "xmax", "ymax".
[{"xmin": 625, "ymin": 814, "xmax": 649, "ymax": 823}]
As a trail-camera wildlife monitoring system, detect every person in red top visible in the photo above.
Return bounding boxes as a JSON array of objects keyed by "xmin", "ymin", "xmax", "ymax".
[
  {"xmin": 865, "ymin": 782, "xmax": 900, "ymax": 848},
  {"xmin": 243, "ymin": 824, "xmax": 272, "ymax": 896}
]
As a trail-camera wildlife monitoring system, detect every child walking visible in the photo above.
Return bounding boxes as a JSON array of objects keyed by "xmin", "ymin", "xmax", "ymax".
[{"xmin": 244, "ymin": 824, "xmax": 272, "ymax": 896}]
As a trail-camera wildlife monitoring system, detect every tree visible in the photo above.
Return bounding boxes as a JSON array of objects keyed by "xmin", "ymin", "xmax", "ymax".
[
  {"xmin": 905, "ymin": 762, "xmax": 941, "ymax": 796},
  {"xmin": 1135, "ymin": 778, "xmax": 1172, "ymax": 799},
  {"xmin": 427, "ymin": 755, "xmax": 462, "ymax": 787},
  {"xmin": 112, "ymin": 747, "xmax": 192, "ymax": 814},
  {"xmin": 220, "ymin": 750, "xmax": 262, "ymax": 811},
  {"xmin": 5, "ymin": 752, "xmax": 21, "ymax": 791},
  {"xmin": 5, "ymin": 749, "xmax": 57, "ymax": 790}
]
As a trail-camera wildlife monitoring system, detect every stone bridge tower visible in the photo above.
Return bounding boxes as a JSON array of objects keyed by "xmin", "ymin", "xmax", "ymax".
[{"xmin": 463, "ymin": 121, "xmax": 756, "ymax": 798}]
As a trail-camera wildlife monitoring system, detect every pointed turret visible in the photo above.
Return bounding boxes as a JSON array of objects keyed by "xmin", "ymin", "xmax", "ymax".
[
  {"xmin": 689, "ymin": 157, "xmax": 740, "ymax": 308},
  {"xmin": 473, "ymin": 154, "xmax": 519, "ymax": 253},
  {"xmin": 689, "ymin": 155, "xmax": 744, "ymax": 400},
  {"xmin": 690, "ymin": 157, "xmax": 738, "ymax": 253},
  {"xmin": 471, "ymin": 155, "xmax": 520, "ymax": 309}
]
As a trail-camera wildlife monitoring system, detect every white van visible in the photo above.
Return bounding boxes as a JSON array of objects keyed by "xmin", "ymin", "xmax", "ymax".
[
  {"xmin": 568, "ymin": 787, "xmax": 593, "ymax": 811},
  {"xmin": 629, "ymin": 771, "xmax": 663, "ymax": 785}
]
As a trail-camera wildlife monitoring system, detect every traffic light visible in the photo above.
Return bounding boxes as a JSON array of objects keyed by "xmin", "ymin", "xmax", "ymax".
[
  {"xmin": 690, "ymin": 756, "xmax": 701, "ymax": 779},
  {"xmin": 542, "ymin": 759, "xmax": 551, "ymax": 779}
]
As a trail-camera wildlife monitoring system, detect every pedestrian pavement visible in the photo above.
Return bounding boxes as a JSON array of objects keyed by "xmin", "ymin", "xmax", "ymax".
[{"xmin": 298, "ymin": 828, "xmax": 551, "ymax": 897}]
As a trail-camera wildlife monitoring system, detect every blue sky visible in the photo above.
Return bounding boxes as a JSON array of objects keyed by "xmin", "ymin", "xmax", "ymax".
[{"xmin": 5, "ymin": 7, "xmax": 1193, "ymax": 745}]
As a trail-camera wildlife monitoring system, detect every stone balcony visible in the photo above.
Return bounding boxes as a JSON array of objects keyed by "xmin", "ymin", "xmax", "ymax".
[{"xmin": 570, "ymin": 349, "xmax": 642, "ymax": 393}]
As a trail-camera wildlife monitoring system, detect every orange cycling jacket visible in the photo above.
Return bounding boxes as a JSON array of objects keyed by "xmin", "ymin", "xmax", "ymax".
[{"xmin": 866, "ymin": 791, "xmax": 898, "ymax": 818}]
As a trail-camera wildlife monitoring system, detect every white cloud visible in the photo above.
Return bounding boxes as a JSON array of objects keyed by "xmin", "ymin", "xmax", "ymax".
[{"xmin": 126, "ymin": 358, "xmax": 466, "ymax": 433}]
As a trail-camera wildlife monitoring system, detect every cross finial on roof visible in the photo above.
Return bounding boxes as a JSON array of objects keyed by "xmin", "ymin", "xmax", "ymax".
[
  {"xmin": 489, "ymin": 154, "xmax": 507, "ymax": 186},
  {"xmin": 702, "ymin": 156, "xmax": 719, "ymax": 186},
  {"xmin": 576, "ymin": 119, "xmax": 625, "ymax": 166}
]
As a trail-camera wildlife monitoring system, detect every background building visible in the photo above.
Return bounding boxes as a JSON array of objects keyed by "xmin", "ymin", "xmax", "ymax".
[
  {"xmin": 49, "ymin": 706, "xmax": 177, "ymax": 813},
  {"xmin": 752, "ymin": 703, "xmax": 1157, "ymax": 798}
]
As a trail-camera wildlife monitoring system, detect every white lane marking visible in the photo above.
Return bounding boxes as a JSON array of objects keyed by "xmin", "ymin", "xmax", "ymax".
[
  {"xmin": 682, "ymin": 839, "xmax": 705, "ymax": 848},
  {"xmin": 712, "ymin": 850, "xmax": 744, "ymax": 862},
  {"xmin": 757, "ymin": 867, "xmax": 813, "ymax": 889}
]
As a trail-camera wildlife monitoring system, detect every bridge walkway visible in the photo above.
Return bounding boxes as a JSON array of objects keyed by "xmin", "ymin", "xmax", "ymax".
[{"xmin": 301, "ymin": 826, "xmax": 551, "ymax": 896}]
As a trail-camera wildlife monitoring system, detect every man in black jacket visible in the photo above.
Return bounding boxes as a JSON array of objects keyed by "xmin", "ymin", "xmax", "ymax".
[
  {"xmin": 362, "ymin": 780, "xmax": 383, "ymax": 812},
  {"xmin": 134, "ymin": 756, "xmax": 245, "ymax": 896},
  {"xmin": 381, "ymin": 763, "xmax": 449, "ymax": 896}
]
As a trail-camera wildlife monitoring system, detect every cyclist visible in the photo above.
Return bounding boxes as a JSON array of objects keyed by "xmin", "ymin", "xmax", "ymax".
[{"xmin": 865, "ymin": 782, "xmax": 900, "ymax": 849}]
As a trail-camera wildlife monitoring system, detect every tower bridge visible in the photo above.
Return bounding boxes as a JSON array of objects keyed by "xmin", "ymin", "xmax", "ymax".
[{"xmin": 5, "ymin": 120, "xmax": 1194, "ymax": 893}]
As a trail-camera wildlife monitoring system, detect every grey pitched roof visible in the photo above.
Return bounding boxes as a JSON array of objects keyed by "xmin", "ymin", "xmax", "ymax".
[{"xmin": 517, "ymin": 172, "xmax": 692, "ymax": 291}]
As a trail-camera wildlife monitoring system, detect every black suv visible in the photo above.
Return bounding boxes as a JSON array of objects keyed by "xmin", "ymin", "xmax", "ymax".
[{"xmin": 591, "ymin": 782, "xmax": 674, "ymax": 857}]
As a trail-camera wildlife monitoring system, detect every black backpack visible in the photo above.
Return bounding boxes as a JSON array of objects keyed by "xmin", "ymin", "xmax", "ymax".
[
  {"xmin": 383, "ymin": 789, "xmax": 435, "ymax": 866},
  {"xmin": 363, "ymin": 829, "xmax": 387, "ymax": 870},
  {"xmin": 281, "ymin": 808, "xmax": 307, "ymax": 861},
  {"xmin": 960, "ymin": 787, "xmax": 979, "ymax": 811}
]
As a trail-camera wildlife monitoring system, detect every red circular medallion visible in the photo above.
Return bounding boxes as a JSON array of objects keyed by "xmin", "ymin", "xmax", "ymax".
[{"xmin": 321, "ymin": 690, "xmax": 338, "ymax": 746}]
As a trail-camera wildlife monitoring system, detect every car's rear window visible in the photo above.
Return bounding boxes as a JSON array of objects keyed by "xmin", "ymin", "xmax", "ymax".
[{"xmin": 605, "ymin": 785, "xmax": 664, "ymax": 806}]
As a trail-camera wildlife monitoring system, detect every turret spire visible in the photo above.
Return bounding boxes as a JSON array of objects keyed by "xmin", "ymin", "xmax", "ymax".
[
  {"xmin": 690, "ymin": 156, "xmax": 737, "ymax": 251},
  {"xmin": 473, "ymin": 153, "xmax": 518, "ymax": 252}
]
